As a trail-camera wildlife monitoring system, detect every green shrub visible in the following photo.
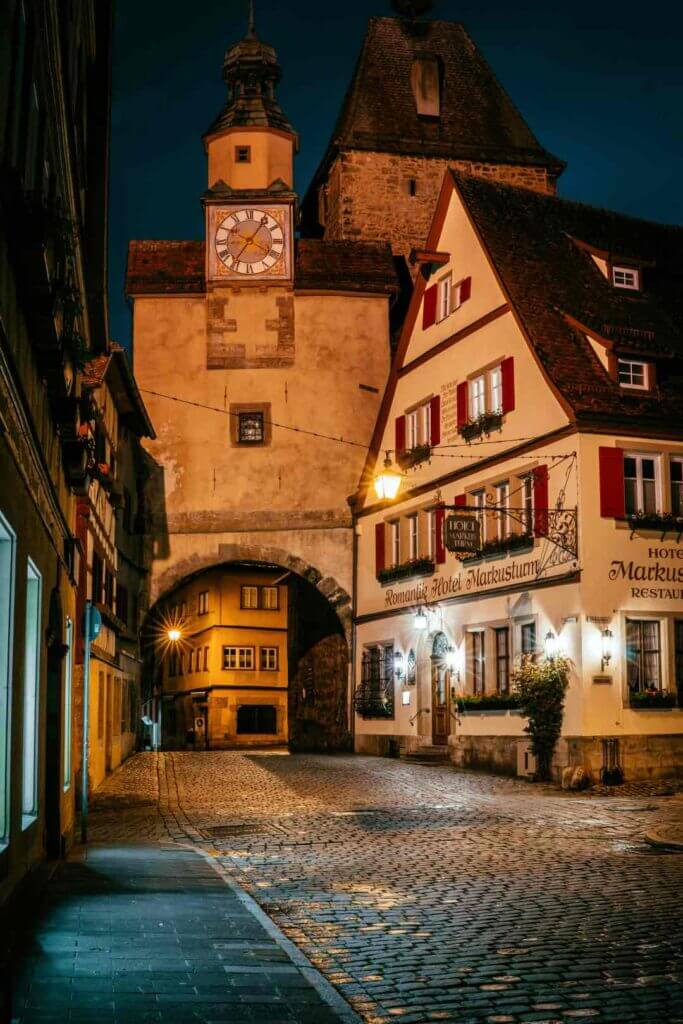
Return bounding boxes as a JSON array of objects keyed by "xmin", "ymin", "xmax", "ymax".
[{"xmin": 512, "ymin": 655, "xmax": 571, "ymax": 781}]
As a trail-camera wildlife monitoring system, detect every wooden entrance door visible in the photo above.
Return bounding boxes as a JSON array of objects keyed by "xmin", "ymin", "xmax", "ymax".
[{"xmin": 431, "ymin": 661, "xmax": 450, "ymax": 745}]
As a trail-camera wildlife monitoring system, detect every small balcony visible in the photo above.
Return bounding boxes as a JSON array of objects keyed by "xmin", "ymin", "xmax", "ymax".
[{"xmin": 377, "ymin": 556, "xmax": 435, "ymax": 585}]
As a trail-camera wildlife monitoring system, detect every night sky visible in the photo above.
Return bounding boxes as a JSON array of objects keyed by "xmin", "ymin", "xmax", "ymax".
[{"xmin": 108, "ymin": 0, "xmax": 683, "ymax": 351}]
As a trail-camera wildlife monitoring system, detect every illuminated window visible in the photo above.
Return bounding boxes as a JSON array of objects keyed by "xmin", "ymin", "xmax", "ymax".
[
  {"xmin": 261, "ymin": 586, "xmax": 279, "ymax": 610},
  {"xmin": 495, "ymin": 481, "xmax": 509, "ymax": 540},
  {"xmin": 624, "ymin": 454, "xmax": 659, "ymax": 515},
  {"xmin": 223, "ymin": 646, "xmax": 254, "ymax": 670},
  {"xmin": 495, "ymin": 627, "xmax": 510, "ymax": 694},
  {"xmin": 521, "ymin": 622, "xmax": 537, "ymax": 661},
  {"xmin": 198, "ymin": 590, "xmax": 209, "ymax": 614},
  {"xmin": 390, "ymin": 521, "xmax": 401, "ymax": 566},
  {"xmin": 626, "ymin": 619, "xmax": 661, "ymax": 692},
  {"xmin": 260, "ymin": 647, "xmax": 279, "ymax": 671},
  {"xmin": 470, "ymin": 631, "xmax": 485, "ymax": 694},
  {"xmin": 408, "ymin": 515, "xmax": 419, "ymax": 560},
  {"xmin": 241, "ymin": 585, "xmax": 258, "ymax": 609}
]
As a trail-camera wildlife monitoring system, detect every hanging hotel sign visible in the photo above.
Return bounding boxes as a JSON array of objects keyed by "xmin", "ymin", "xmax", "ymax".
[{"xmin": 445, "ymin": 513, "xmax": 481, "ymax": 554}]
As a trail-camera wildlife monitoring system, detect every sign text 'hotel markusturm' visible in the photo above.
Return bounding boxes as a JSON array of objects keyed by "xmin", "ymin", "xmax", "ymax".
[
  {"xmin": 444, "ymin": 513, "xmax": 481, "ymax": 554},
  {"xmin": 384, "ymin": 549, "xmax": 544, "ymax": 609}
]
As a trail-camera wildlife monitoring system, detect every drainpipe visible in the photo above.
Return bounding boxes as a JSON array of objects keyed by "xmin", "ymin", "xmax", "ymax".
[{"xmin": 350, "ymin": 512, "xmax": 359, "ymax": 749}]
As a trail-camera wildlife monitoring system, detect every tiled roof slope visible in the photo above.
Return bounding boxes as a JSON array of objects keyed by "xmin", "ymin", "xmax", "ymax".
[
  {"xmin": 325, "ymin": 17, "xmax": 564, "ymax": 170},
  {"xmin": 453, "ymin": 172, "xmax": 683, "ymax": 427},
  {"xmin": 125, "ymin": 239, "xmax": 397, "ymax": 296}
]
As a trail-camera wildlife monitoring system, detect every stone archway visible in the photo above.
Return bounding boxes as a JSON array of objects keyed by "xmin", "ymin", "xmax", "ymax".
[{"xmin": 145, "ymin": 544, "xmax": 353, "ymax": 752}]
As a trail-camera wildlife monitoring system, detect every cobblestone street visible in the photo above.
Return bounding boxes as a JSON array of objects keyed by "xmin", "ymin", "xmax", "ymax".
[{"xmin": 76, "ymin": 751, "xmax": 683, "ymax": 1023}]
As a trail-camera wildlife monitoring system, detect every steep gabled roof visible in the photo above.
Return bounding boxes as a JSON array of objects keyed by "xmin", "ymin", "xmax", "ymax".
[
  {"xmin": 452, "ymin": 172, "xmax": 683, "ymax": 426},
  {"xmin": 83, "ymin": 345, "xmax": 155, "ymax": 438},
  {"xmin": 314, "ymin": 17, "xmax": 564, "ymax": 169},
  {"xmin": 125, "ymin": 239, "xmax": 398, "ymax": 296}
]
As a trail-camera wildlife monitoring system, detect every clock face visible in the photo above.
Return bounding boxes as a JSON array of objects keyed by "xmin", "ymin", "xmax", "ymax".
[{"xmin": 215, "ymin": 209, "xmax": 285, "ymax": 276}]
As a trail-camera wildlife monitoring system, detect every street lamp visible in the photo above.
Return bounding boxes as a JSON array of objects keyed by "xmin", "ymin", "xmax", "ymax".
[
  {"xmin": 544, "ymin": 630, "xmax": 559, "ymax": 660},
  {"xmin": 167, "ymin": 628, "xmax": 181, "ymax": 642},
  {"xmin": 414, "ymin": 607, "xmax": 428, "ymax": 630},
  {"xmin": 373, "ymin": 451, "xmax": 403, "ymax": 501}
]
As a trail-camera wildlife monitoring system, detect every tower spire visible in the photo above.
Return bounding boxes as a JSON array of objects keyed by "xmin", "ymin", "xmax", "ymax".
[{"xmin": 247, "ymin": 0, "xmax": 255, "ymax": 38}]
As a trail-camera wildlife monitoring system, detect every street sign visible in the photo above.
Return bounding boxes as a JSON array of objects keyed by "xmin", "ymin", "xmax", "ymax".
[
  {"xmin": 445, "ymin": 513, "xmax": 481, "ymax": 554},
  {"xmin": 84, "ymin": 605, "xmax": 102, "ymax": 641}
]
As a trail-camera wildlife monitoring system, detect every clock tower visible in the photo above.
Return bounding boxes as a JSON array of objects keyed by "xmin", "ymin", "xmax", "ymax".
[{"xmin": 202, "ymin": 9, "xmax": 297, "ymax": 284}]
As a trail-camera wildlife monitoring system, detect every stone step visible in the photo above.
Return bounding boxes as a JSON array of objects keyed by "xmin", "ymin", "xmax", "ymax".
[{"xmin": 401, "ymin": 746, "xmax": 451, "ymax": 765}]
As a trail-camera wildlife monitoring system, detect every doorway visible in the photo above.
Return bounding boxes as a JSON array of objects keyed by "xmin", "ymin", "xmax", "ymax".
[{"xmin": 430, "ymin": 632, "xmax": 451, "ymax": 746}]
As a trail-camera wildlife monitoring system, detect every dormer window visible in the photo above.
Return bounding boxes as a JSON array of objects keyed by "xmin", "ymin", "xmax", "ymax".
[
  {"xmin": 612, "ymin": 265, "xmax": 640, "ymax": 290},
  {"xmin": 410, "ymin": 54, "xmax": 441, "ymax": 118},
  {"xmin": 617, "ymin": 358, "xmax": 649, "ymax": 390}
]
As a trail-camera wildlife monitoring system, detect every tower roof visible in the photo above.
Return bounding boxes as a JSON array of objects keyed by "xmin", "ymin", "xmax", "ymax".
[
  {"xmin": 204, "ymin": 11, "xmax": 296, "ymax": 140},
  {"xmin": 316, "ymin": 16, "xmax": 564, "ymax": 170}
]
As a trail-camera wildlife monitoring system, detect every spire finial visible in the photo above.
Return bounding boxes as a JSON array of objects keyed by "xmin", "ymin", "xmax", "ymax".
[{"xmin": 247, "ymin": 0, "xmax": 255, "ymax": 37}]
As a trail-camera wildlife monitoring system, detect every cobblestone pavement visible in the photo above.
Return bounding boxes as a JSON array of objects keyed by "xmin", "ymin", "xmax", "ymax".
[{"xmin": 87, "ymin": 752, "xmax": 683, "ymax": 1024}]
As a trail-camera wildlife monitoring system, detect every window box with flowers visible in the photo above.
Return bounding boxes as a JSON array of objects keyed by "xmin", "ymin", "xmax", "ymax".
[
  {"xmin": 397, "ymin": 443, "xmax": 432, "ymax": 470},
  {"xmin": 628, "ymin": 512, "xmax": 683, "ymax": 535},
  {"xmin": 629, "ymin": 690, "xmax": 677, "ymax": 710},
  {"xmin": 456, "ymin": 693, "xmax": 522, "ymax": 712},
  {"xmin": 458, "ymin": 410, "xmax": 503, "ymax": 442},
  {"xmin": 377, "ymin": 556, "xmax": 435, "ymax": 585},
  {"xmin": 459, "ymin": 532, "xmax": 534, "ymax": 564}
]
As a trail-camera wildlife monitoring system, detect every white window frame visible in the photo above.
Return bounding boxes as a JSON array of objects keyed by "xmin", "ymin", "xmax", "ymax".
[
  {"xmin": 390, "ymin": 521, "xmax": 401, "ymax": 566},
  {"xmin": 408, "ymin": 515, "xmax": 419, "ymax": 560},
  {"xmin": 624, "ymin": 452, "xmax": 661, "ymax": 516},
  {"xmin": 671, "ymin": 457, "xmax": 683, "ymax": 516},
  {"xmin": 437, "ymin": 274, "xmax": 451, "ymax": 322},
  {"xmin": 495, "ymin": 481, "xmax": 509, "ymax": 540},
  {"xmin": 421, "ymin": 402, "xmax": 432, "ymax": 445},
  {"xmin": 472, "ymin": 489, "xmax": 486, "ymax": 542},
  {"xmin": 260, "ymin": 647, "xmax": 279, "ymax": 671},
  {"xmin": 0, "ymin": 514, "xmax": 16, "ymax": 848},
  {"xmin": 617, "ymin": 359, "xmax": 648, "ymax": 390},
  {"xmin": 223, "ymin": 646, "xmax": 255, "ymax": 670},
  {"xmin": 469, "ymin": 375, "xmax": 486, "ymax": 420},
  {"xmin": 406, "ymin": 409, "xmax": 419, "ymax": 449},
  {"xmin": 521, "ymin": 474, "xmax": 534, "ymax": 535},
  {"xmin": 612, "ymin": 265, "xmax": 640, "ymax": 290},
  {"xmin": 489, "ymin": 364, "xmax": 503, "ymax": 413},
  {"xmin": 426, "ymin": 509, "xmax": 436, "ymax": 559},
  {"xmin": 63, "ymin": 616, "xmax": 73, "ymax": 791},
  {"xmin": 22, "ymin": 558, "xmax": 42, "ymax": 828}
]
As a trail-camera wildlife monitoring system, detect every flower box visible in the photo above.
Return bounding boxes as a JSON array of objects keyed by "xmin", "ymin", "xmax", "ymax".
[
  {"xmin": 455, "ymin": 693, "xmax": 522, "ymax": 711},
  {"xmin": 377, "ymin": 557, "xmax": 435, "ymax": 585},
  {"xmin": 457, "ymin": 532, "xmax": 534, "ymax": 563},
  {"xmin": 628, "ymin": 512, "xmax": 683, "ymax": 534},
  {"xmin": 458, "ymin": 410, "xmax": 503, "ymax": 442},
  {"xmin": 629, "ymin": 691, "xmax": 677, "ymax": 710},
  {"xmin": 397, "ymin": 444, "xmax": 431, "ymax": 470}
]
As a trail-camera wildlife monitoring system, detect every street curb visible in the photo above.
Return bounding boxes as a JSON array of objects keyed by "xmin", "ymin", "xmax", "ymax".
[
  {"xmin": 644, "ymin": 827, "xmax": 683, "ymax": 851},
  {"xmin": 189, "ymin": 844, "xmax": 363, "ymax": 1024}
]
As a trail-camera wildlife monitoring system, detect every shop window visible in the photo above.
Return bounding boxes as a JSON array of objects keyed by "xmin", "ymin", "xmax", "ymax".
[
  {"xmin": 626, "ymin": 619, "xmax": 661, "ymax": 693},
  {"xmin": 495, "ymin": 627, "xmax": 510, "ymax": 694},
  {"xmin": 470, "ymin": 631, "xmax": 485, "ymax": 694},
  {"xmin": 624, "ymin": 454, "xmax": 659, "ymax": 515},
  {"xmin": 22, "ymin": 559, "xmax": 42, "ymax": 827},
  {"xmin": 260, "ymin": 647, "xmax": 279, "ymax": 671},
  {"xmin": 63, "ymin": 617, "xmax": 73, "ymax": 791},
  {"xmin": 223, "ymin": 646, "xmax": 254, "ymax": 670},
  {"xmin": 0, "ymin": 513, "xmax": 16, "ymax": 847},
  {"xmin": 237, "ymin": 705, "xmax": 276, "ymax": 734}
]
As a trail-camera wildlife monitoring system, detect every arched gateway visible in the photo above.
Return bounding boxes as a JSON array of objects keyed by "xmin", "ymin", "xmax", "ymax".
[{"xmin": 143, "ymin": 546, "xmax": 352, "ymax": 753}]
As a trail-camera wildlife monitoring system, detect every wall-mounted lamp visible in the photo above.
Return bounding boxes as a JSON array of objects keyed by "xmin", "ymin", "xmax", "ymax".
[
  {"xmin": 601, "ymin": 628, "xmax": 613, "ymax": 672},
  {"xmin": 544, "ymin": 630, "xmax": 559, "ymax": 661},
  {"xmin": 373, "ymin": 451, "xmax": 403, "ymax": 501},
  {"xmin": 394, "ymin": 650, "xmax": 405, "ymax": 680},
  {"xmin": 414, "ymin": 607, "xmax": 428, "ymax": 630}
]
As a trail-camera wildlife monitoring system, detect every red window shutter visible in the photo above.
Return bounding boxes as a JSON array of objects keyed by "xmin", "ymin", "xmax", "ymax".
[
  {"xmin": 435, "ymin": 508, "xmax": 446, "ymax": 564},
  {"xmin": 454, "ymin": 493, "xmax": 467, "ymax": 507},
  {"xmin": 429, "ymin": 395, "xmax": 441, "ymax": 446},
  {"xmin": 422, "ymin": 284, "xmax": 437, "ymax": 329},
  {"xmin": 457, "ymin": 381, "xmax": 468, "ymax": 428},
  {"xmin": 501, "ymin": 356, "xmax": 515, "ymax": 413},
  {"xmin": 375, "ymin": 523, "xmax": 386, "ymax": 575},
  {"xmin": 460, "ymin": 276, "xmax": 472, "ymax": 302},
  {"xmin": 395, "ymin": 415, "xmax": 406, "ymax": 453},
  {"xmin": 599, "ymin": 447, "xmax": 625, "ymax": 518},
  {"xmin": 533, "ymin": 465, "xmax": 549, "ymax": 537}
]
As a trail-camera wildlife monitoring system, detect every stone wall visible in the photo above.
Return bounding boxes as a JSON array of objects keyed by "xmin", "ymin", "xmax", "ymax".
[
  {"xmin": 321, "ymin": 151, "xmax": 556, "ymax": 257},
  {"xmin": 449, "ymin": 734, "xmax": 521, "ymax": 777},
  {"xmin": 289, "ymin": 634, "xmax": 351, "ymax": 752},
  {"xmin": 566, "ymin": 735, "xmax": 683, "ymax": 782}
]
